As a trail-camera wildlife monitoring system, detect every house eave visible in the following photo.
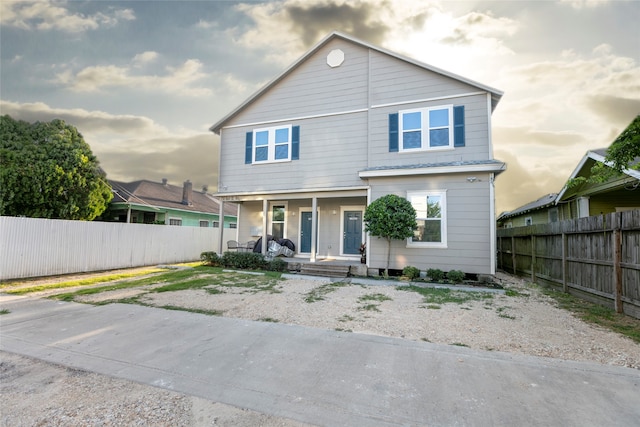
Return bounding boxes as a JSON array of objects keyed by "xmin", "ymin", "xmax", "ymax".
[
  {"xmin": 109, "ymin": 202, "xmax": 224, "ymax": 217},
  {"xmin": 358, "ymin": 162, "xmax": 506, "ymax": 178}
]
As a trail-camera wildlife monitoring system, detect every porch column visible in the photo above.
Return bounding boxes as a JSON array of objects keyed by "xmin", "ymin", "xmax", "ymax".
[
  {"xmin": 310, "ymin": 197, "xmax": 318, "ymax": 262},
  {"xmin": 218, "ymin": 199, "xmax": 225, "ymax": 255},
  {"xmin": 262, "ymin": 199, "xmax": 268, "ymax": 255},
  {"xmin": 126, "ymin": 205, "xmax": 131, "ymax": 223}
]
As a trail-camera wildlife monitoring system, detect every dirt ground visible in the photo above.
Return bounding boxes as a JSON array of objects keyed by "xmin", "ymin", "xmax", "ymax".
[{"xmin": 1, "ymin": 269, "xmax": 638, "ymax": 426}]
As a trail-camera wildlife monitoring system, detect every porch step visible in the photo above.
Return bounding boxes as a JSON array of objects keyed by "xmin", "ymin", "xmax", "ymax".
[{"xmin": 299, "ymin": 264, "xmax": 350, "ymax": 278}]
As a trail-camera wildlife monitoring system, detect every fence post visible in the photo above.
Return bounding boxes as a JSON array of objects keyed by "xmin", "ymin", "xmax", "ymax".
[
  {"xmin": 613, "ymin": 226, "xmax": 623, "ymax": 314},
  {"xmin": 562, "ymin": 233, "xmax": 568, "ymax": 293},
  {"xmin": 531, "ymin": 234, "xmax": 536, "ymax": 283},
  {"xmin": 511, "ymin": 236, "xmax": 517, "ymax": 275}
]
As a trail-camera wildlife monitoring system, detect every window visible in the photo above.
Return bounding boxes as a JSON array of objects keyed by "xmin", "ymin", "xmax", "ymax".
[
  {"xmin": 229, "ymin": 223, "xmax": 237, "ymax": 229},
  {"xmin": 407, "ymin": 191, "xmax": 447, "ymax": 247},
  {"xmin": 213, "ymin": 221, "xmax": 220, "ymax": 228},
  {"xmin": 270, "ymin": 204, "xmax": 286, "ymax": 239},
  {"xmin": 199, "ymin": 220, "xmax": 209, "ymax": 227},
  {"xmin": 524, "ymin": 217, "xmax": 533, "ymax": 226},
  {"xmin": 389, "ymin": 105, "xmax": 464, "ymax": 152},
  {"xmin": 548, "ymin": 208, "xmax": 559, "ymax": 223},
  {"xmin": 245, "ymin": 125, "xmax": 300, "ymax": 164},
  {"xmin": 169, "ymin": 218, "xmax": 182, "ymax": 226}
]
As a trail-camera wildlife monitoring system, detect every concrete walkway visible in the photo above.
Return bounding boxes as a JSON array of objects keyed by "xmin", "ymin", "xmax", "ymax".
[{"xmin": 1, "ymin": 295, "xmax": 639, "ymax": 426}]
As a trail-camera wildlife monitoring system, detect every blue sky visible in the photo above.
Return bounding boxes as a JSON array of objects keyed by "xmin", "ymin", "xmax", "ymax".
[{"xmin": 1, "ymin": 0, "xmax": 638, "ymax": 214}]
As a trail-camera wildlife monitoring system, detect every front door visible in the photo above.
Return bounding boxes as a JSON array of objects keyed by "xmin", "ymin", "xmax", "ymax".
[
  {"xmin": 300, "ymin": 211, "xmax": 314, "ymax": 253},
  {"xmin": 343, "ymin": 211, "xmax": 362, "ymax": 255}
]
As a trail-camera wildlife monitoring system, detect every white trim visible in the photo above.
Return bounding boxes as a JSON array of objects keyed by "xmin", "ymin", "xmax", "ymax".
[
  {"xmin": 340, "ymin": 205, "xmax": 365, "ymax": 256},
  {"xmin": 359, "ymin": 163, "xmax": 506, "ymax": 178},
  {"xmin": 214, "ymin": 186, "xmax": 369, "ymax": 201},
  {"xmin": 252, "ymin": 124, "xmax": 292, "ymax": 164},
  {"xmin": 371, "ymin": 91, "xmax": 485, "ymax": 109},
  {"xmin": 406, "ymin": 190, "xmax": 447, "ymax": 249},
  {"xmin": 486, "ymin": 93, "xmax": 494, "ymax": 157},
  {"xmin": 222, "ymin": 108, "xmax": 368, "ymax": 131},
  {"xmin": 298, "ymin": 207, "xmax": 320, "ymax": 255},
  {"xmin": 399, "ymin": 104, "xmax": 454, "ymax": 152},
  {"xmin": 489, "ymin": 173, "xmax": 496, "ymax": 274}
]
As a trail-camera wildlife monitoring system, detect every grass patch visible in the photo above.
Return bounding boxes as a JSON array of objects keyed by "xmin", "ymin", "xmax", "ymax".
[
  {"xmin": 358, "ymin": 304, "xmax": 381, "ymax": 312},
  {"xmin": 304, "ymin": 282, "xmax": 349, "ymax": 303},
  {"xmin": 2, "ymin": 268, "xmax": 169, "ymax": 295},
  {"xmin": 450, "ymin": 342, "xmax": 469, "ymax": 347},
  {"xmin": 542, "ymin": 288, "xmax": 640, "ymax": 344},
  {"xmin": 505, "ymin": 288, "xmax": 529, "ymax": 297},
  {"xmin": 398, "ymin": 285, "xmax": 494, "ymax": 305},
  {"xmin": 157, "ymin": 305, "xmax": 223, "ymax": 316},
  {"xmin": 335, "ymin": 328, "xmax": 352, "ymax": 332},
  {"xmin": 0, "ymin": 309, "xmax": 10, "ymax": 315},
  {"xmin": 358, "ymin": 293, "xmax": 392, "ymax": 303},
  {"xmin": 425, "ymin": 304, "xmax": 441, "ymax": 309},
  {"xmin": 258, "ymin": 317, "xmax": 279, "ymax": 323},
  {"xmin": 338, "ymin": 314, "xmax": 355, "ymax": 322}
]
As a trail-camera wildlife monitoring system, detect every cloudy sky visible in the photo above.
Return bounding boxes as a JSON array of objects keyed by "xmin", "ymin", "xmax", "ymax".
[{"xmin": 1, "ymin": 0, "xmax": 638, "ymax": 214}]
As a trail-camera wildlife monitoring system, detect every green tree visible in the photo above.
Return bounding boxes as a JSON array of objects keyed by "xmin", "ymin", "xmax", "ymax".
[
  {"xmin": 0, "ymin": 115, "xmax": 112, "ymax": 220},
  {"xmin": 569, "ymin": 115, "xmax": 640, "ymax": 187},
  {"xmin": 363, "ymin": 194, "xmax": 417, "ymax": 276}
]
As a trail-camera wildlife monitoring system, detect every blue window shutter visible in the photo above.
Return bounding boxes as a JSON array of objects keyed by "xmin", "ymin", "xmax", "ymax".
[
  {"xmin": 389, "ymin": 113, "xmax": 399, "ymax": 152},
  {"xmin": 291, "ymin": 126, "xmax": 300, "ymax": 160},
  {"xmin": 245, "ymin": 132, "xmax": 253, "ymax": 164},
  {"xmin": 454, "ymin": 106, "xmax": 465, "ymax": 147}
]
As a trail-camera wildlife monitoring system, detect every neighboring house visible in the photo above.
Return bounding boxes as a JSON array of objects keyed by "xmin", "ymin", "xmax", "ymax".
[
  {"xmin": 498, "ymin": 146, "xmax": 639, "ymax": 227},
  {"xmin": 103, "ymin": 179, "xmax": 238, "ymax": 228},
  {"xmin": 497, "ymin": 193, "xmax": 559, "ymax": 228},
  {"xmin": 210, "ymin": 32, "xmax": 505, "ymax": 275},
  {"xmin": 556, "ymin": 148, "xmax": 639, "ymax": 218}
]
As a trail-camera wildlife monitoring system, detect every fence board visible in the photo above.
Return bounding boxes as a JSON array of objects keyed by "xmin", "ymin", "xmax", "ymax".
[
  {"xmin": 497, "ymin": 210, "xmax": 640, "ymax": 319},
  {"xmin": 0, "ymin": 216, "xmax": 229, "ymax": 280}
]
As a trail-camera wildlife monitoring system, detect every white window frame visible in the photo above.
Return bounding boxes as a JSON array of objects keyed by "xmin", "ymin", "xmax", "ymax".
[
  {"xmin": 169, "ymin": 217, "xmax": 182, "ymax": 226},
  {"xmin": 407, "ymin": 190, "xmax": 447, "ymax": 248},
  {"xmin": 399, "ymin": 105, "xmax": 454, "ymax": 152},
  {"xmin": 268, "ymin": 201, "xmax": 288, "ymax": 239},
  {"xmin": 524, "ymin": 217, "xmax": 533, "ymax": 226},
  {"xmin": 199, "ymin": 220, "xmax": 209, "ymax": 227},
  {"xmin": 253, "ymin": 124, "xmax": 292, "ymax": 164}
]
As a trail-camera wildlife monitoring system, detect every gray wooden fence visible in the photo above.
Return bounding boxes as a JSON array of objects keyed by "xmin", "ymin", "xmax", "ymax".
[
  {"xmin": 0, "ymin": 216, "xmax": 232, "ymax": 281},
  {"xmin": 497, "ymin": 210, "xmax": 640, "ymax": 319}
]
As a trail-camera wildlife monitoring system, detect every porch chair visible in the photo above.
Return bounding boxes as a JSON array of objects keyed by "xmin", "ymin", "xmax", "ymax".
[{"xmin": 227, "ymin": 240, "xmax": 239, "ymax": 251}]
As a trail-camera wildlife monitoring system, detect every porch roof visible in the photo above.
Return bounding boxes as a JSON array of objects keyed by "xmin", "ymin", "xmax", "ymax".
[{"xmin": 213, "ymin": 185, "xmax": 369, "ymax": 202}]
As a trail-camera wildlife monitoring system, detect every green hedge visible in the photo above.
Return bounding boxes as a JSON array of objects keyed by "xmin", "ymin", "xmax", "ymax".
[{"xmin": 200, "ymin": 251, "xmax": 288, "ymax": 272}]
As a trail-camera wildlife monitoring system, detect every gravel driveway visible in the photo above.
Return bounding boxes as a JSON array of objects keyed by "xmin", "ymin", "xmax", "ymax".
[{"xmin": 1, "ymin": 270, "xmax": 638, "ymax": 426}]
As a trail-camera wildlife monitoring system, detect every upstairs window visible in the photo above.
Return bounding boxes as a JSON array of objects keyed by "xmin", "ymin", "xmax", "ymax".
[
  {"xmin": 246, "ymin": 125, "xmax": 300, "ymax": 164},
  {"xmin": 389, "ymin": 105, "xmax": 464, "ymax": 152}
]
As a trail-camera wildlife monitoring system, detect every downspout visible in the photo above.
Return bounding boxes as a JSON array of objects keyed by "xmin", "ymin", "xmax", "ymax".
[
  {"xmin": 262, "ymin": 199, "xmax": 268, "ymax": 255},
  {"xmin": 489, "ymin": 173, "xmax": 497, "ymax": 275}
]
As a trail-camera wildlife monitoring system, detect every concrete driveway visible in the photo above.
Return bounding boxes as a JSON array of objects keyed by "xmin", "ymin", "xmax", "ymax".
[{"xmin": 1, "ymin": 295, "xmax": 639, "ymax": 426}]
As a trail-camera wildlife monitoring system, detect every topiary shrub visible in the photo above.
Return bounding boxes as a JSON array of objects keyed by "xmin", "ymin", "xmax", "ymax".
[
  {"xmin": 426, "ymin": 268, "xmax": 445, "ymax": 282},
  {"xmin": 446, "ymin": 270, "xmax": 465, "ymax": 284},
  {"xmin": 221, "ymin": 252, "xmax": 267, "ymax": 270},
  {"xmin": 200, "ymin": 251, "xmax": 221, "ymax": 267},
  {"xmin": 402, "ymin": 266, "xmax": 421, "ymax": 280}
]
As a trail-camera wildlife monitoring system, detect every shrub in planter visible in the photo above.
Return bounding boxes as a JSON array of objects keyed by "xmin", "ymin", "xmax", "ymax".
[
  {"xmin": 426, "ymin": 268, "xmax": 445, "ymax": 282},
  {"xmin": 266, "ymin": 258, "xmax": 288, "ymax": 272},
  {"xmin": 402, "ymin": 266, "xmax": 421, "ymax": 280},
  {"xmin": 201, "ymin": 251, "xmax": 221, "ymax": 267},
  {"xmin": 446, "ymin": 270, "xmax": 465, "ymax": 284},
  {"xmin": 221, "ymin": 252, "xmax": 267, "ymax": 270}
]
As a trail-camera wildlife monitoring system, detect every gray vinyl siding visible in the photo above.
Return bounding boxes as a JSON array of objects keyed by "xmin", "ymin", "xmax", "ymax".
[
  {"xmin": 367, "ymin": 173, "xmax": 493, "ymax": 274},
  {"xmin": 226, "ymin": 39, "xmax": 369, "ymax": 125},
  {"xmin": 368, "ymin": 93, "xmax": 491, "ymax": 169},
  {"xmin": 220, "ymin": 112, "xmax": 368, "ymax": 193}
]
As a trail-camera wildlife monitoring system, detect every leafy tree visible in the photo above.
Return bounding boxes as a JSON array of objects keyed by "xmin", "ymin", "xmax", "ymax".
[
  {"xmin": 569, "ymin": 115, "xmax": 640, "ymax": 187},
  {"xmin": 364, "ymin": 194, "xmax": 417, "ymax": 276},
  {"xmin": 0, "ymin": 115, "xmax": 112, "ymax": 220}
]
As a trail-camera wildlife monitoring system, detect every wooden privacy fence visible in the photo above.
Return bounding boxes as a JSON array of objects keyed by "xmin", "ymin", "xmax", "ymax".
[
  {"xmin": 497, "ymin": 210, "xmax": 640, "ymax": 319},
  {"xmin": 0, "ymin": 216, "xmax": 232, "ymax": 281}
]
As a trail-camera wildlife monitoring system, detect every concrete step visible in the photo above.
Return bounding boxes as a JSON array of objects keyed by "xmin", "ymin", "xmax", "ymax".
[{"xmin": 300, "ymin": 264, "xmax": 350, "ymax": 278}]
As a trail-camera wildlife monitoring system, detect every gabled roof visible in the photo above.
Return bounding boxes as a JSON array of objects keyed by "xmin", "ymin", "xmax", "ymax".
[
  {"xmin": 109, "ymin": 179, "xmax": 237, "ymax": 217},
  {"xmin": 556, "ymin": 149, "xmax": 640, "ymax": 200},
  {"xmin": 498, "ymin": 193, "xmax": 558, "ymax": 221},
  {"xmin": 210, "ymin": 31, "xmax": 503, "ymax": 134}
]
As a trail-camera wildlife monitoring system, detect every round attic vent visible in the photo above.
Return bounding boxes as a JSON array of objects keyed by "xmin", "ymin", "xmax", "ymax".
[{"xmin": 327, "ymin": 49, "xmax": 345, "ymax": 68}]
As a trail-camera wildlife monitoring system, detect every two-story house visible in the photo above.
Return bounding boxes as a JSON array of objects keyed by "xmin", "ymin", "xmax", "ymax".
[{"xmin": 211, "ymin": 32, "xmax": 505, "ymax": 275}]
